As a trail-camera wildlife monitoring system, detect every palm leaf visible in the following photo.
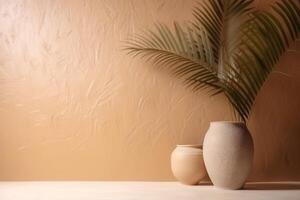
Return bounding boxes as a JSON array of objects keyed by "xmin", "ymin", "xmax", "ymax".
[
  {"xmin": 223, "ymin": 0, "xmax": 300, "ymax": 120},
  {"xmin": 124, "ymin": 0, "xmax": 300, "ymax": 122},
  {"xmin": 124, "ymin": 23, "xmax": 221, "ymax": 94}
]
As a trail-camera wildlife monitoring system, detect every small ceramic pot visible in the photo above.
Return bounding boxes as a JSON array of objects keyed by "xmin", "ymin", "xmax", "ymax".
[
  {"xmin": 171, "ymin": 144, "xmax": 207, "ymax": 185},
  {"xmin": 203, "ymin": 121, "xmax": 254, "ymax": 190}
]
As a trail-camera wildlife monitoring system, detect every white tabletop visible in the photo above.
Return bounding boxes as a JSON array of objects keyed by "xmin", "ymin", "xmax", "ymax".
[{"xmin": 0, "ymin": 181, "xmax": 299, "ymax": 200}]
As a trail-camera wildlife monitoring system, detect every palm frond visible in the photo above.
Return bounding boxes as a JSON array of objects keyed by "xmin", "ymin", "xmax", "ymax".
[
  {"xmin": 192, "ymin": 0, "xmax": 254, "ymax": 75},
  {"xmin": 124, "ymin": 0, "xmax": 300, "ymax": 122},
  {"xmin": 124, "ymin": 22, "xmax": 221, "ymax": 93},
  {"xmin": 222, "ymin": 0, "xmax": 300, "ymax": 120}
]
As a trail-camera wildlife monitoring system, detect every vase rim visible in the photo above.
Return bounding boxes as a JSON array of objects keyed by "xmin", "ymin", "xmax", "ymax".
[
  {"xmin": 176, "ymin": 144, "xmax": 203, "ymax": 149},
  {"xmin": 210, "ymin": 121, "xmax": 245, "ymax": 125}
]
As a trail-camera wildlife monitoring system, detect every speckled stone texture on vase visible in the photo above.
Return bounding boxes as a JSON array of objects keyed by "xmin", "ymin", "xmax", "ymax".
[{"xmin": 203, "ymin": 121, "xmax": 254, "ymax": 190}]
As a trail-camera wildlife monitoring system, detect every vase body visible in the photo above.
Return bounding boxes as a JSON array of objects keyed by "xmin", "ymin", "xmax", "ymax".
[
  {"xmin": 203, "ymin": 121, "xmax": 254, "ymax": 190},
  {"xmin": 171, "ymin": 144, "xmax": 207, "ymax": 185}
]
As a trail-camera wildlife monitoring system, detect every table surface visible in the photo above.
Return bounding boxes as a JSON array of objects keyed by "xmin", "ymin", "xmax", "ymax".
[{"xmin": 0, "ymin": 181, "xmax": 299, "ymax": 200}]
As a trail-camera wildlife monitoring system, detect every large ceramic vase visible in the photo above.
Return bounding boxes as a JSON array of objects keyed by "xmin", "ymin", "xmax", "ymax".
[
  {"xmin": 171, "ymin": 145, "xmax": 207, "ymax": 185},
  {"xmin": 203, "ymin": 121, "xmax": 254, "ymax": 190}
]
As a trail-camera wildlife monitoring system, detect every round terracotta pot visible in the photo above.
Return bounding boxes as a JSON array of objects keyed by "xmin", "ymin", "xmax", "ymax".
[
  {"xmin": 203, "ymin": 121, "xmax": 254, "ymax": 190},
  {"xmin": 171, "ymin": 144, "xmax": 207, "ymax": 185}
]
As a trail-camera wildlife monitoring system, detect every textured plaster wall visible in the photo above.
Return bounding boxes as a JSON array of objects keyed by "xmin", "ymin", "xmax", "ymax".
[{"xmin": 0, "ymin": 0, "xmax": 299, "ymax": 181}]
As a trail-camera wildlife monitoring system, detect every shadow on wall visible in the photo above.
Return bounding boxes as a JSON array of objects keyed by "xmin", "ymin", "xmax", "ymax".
[{"xmin": 249, "ymin": 41, "xmax": 300, "ymax": 181}]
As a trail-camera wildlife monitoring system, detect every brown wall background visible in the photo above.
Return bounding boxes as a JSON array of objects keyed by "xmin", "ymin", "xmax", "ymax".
[{"xmin": 0, "ymin": 0, "xmax": 299, "ymax": 181}]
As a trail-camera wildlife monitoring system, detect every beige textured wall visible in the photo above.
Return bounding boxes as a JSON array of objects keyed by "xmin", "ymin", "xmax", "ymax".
[{"xmin": 0, "ymin": 0, "xmax": 299, "ymax": 181}]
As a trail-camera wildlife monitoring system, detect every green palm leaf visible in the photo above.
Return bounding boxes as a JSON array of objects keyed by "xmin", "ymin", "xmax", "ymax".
[
  {"xmin": 124, "ymin": 0, "xmax": 300, "ymax": 122},
  {"xmin": 124, "ymin": 23, "xmax": 221, "ymax": 94}
]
